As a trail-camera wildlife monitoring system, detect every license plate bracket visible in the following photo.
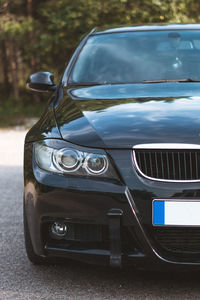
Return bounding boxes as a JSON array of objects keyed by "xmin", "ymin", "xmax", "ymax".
[{"xmin": 153, "ymin": 199, "xmax": 200, "ymax": 226}]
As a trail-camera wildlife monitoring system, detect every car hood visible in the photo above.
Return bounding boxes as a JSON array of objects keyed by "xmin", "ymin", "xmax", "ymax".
[{"xmin": 55, "ymin": 83, "xmax": 200, "ymax": 149}]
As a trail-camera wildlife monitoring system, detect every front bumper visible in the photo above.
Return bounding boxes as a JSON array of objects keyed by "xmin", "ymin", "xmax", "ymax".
[{"xmin": 24, "ymin": 142, "xmax": 200, "ymax": 270}]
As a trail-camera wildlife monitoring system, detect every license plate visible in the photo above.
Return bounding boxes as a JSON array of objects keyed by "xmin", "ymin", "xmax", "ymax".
[{"xmin": 153, "ymin": 199, "xmax": 200, "ymax": 226}]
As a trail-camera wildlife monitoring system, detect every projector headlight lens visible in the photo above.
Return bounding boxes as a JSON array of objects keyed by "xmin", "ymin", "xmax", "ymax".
[
  {"xmin": 53, "ymin": 149, "xmax": 82, "ymax": 172},
  {"xmin": 34, "ymin": 141, "xmax": 116, "ymax": 178},
  {"xmin": 84, "ymin": 153, "xmax": 108, "ymax": 174}
]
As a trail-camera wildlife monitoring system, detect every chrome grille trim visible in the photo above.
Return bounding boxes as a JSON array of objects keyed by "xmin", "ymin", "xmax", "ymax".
[
  {"xmin": 133, "ymin": 143, "xmax": 200, "ymax": 150},
  {"xmin": 133, "ymin": 144, "xmax": 200, "ymax": 183}
]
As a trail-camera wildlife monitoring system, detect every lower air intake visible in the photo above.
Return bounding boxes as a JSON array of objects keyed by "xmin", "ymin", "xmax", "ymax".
[{"xmin": 154, "ymin": 227, "xmax": 200, "ymax": 253}]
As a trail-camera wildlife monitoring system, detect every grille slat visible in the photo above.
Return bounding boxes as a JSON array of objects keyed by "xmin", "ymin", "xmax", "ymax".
[
  {"xmin": 190, "ymin": 152, "xmax": 193, "ymax": 179},
  {"xmin": 135, "ymin": 149, "xmax": 200, "ymax": 181},
  {"xmin": 143, "ymin": 152, "xmax": 147, "ymax": 175},
  {"xmin": 166, "ymin": 152, "xmax": 170, "ymax": 179},
  {"xmin": 149, "ymin": 152, "xmax": 153, "ymax": 177},
  {"xmin": 184, "ymin": 152, "xmax": 187, "ymax": 180},
  {"xmin": 178, "ymin": 152, "xmax": 181, "ymax": 179},
  {"xmin": 195, "ymin": 152, "xmax": 198, "ymax": 179},
  {"xmin": 155, "ymin": 152, "xmax": 159, "ymax": 178},
  {"xmin": 172, "ymin": 152, "xmax": 176, "ymax": 180},
  {"xmin": 138, "ymin": 151, "xmax": 142, "ymax": 171},
  {"xmin": 160, "ymin": 152, "xmax": 164, "ymax": 179}
]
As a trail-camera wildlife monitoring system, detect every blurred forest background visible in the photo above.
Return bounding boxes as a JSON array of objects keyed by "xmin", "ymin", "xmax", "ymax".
[{"xmin": 1, "ymin": 0, "xmax": 200, "ymax": 126}]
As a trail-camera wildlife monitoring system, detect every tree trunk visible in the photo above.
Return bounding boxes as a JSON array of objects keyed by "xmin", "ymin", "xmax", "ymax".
[
  {"xmin": 6, "ymin": 39, "xmax": 19, "ymax": 101},
  {"xmin": 27, "ymin": 0, "xmax": 32, "ymax": 16},
  {"xmin": 27, "ymin": 0, "xmax": 41, "ymax": 103},
  {"xmin": 1, "ymin": 40, "xmax": 10, "ymax": 94}
]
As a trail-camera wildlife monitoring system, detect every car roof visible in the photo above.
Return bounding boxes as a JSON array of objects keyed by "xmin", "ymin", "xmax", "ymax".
[{"xmin": 93, "ymin": 24, "xmax": 200, "ymax": 35}]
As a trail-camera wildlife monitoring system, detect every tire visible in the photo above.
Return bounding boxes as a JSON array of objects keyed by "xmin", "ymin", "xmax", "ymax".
[{"xmin": 24, "ymin": 209, "xmax": 48, "ymax": 265}]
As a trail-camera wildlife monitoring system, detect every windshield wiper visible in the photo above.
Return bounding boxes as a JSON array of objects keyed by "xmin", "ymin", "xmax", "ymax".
[
  {"xmin": 68, "ymin": 82, "xmax": 106, "ymax": 87},
  {"xmin": 143, "ymin": 78, "xmax": 200, "ymax": 83},
  {"xmin": 68, "ymin": 79, "xmax": 200, "ymax": 86}
]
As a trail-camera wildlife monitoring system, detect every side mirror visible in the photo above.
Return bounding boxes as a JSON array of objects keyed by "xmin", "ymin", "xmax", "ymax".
[{"xmin": 27, "ymin": 72, "xmax": 57, "ymax": 92}]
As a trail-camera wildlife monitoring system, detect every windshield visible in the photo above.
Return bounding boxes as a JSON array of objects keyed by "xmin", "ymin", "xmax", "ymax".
[{"xmin": 69, "ymin": 30, "xmax": 200, "ymax": 85}]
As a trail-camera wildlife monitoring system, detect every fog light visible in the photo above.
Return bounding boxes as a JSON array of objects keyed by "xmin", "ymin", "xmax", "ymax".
[{"xmin": 51, "ymin": 222, "xmax": 68, "ymax": 238}]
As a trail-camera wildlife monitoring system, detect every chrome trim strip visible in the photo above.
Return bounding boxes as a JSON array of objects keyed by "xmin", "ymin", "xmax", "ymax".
[
  {"xmin": 132, "ymin": 150, "xmax": 200, "ymax": 183},
  {"xmin": 133, "ymin": 143, "xmax": 200, "ymax": 150},
  {"xmin": 125, "ymin": 188, "xmax": 154, "ymax": 253},
  {"xmin": 125, "ymin": 188, "xmax": 138, "ymax": 218}
]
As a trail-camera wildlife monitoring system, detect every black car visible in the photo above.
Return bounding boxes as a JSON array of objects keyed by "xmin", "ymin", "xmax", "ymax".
[{"xmin": 24, "ymin": 24, "xmax": 200, "ymax": 270}]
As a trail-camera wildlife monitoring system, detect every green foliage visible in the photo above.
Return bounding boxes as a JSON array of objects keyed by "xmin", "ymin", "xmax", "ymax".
[{"xmin": 0, "ymin": 96, "xmax": 46, "ymax": 127}]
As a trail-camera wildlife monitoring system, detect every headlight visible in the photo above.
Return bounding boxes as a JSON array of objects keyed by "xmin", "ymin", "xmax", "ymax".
[
  {"xmin": 84, "ymin": 153, "xmax": 108, "ymax": 174},
  {"xmin": 53, "ymin": 149, "xmax": 83, "ymax": 172},
  {"xmin": 34, "ymin": 142, "xmax": 116, "ymax": 178}
]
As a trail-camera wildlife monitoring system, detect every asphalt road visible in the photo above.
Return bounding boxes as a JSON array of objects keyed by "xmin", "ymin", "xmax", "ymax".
[{"xmin": 1, "ymin": 129, "xmax": 200, "ymax": 300}]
